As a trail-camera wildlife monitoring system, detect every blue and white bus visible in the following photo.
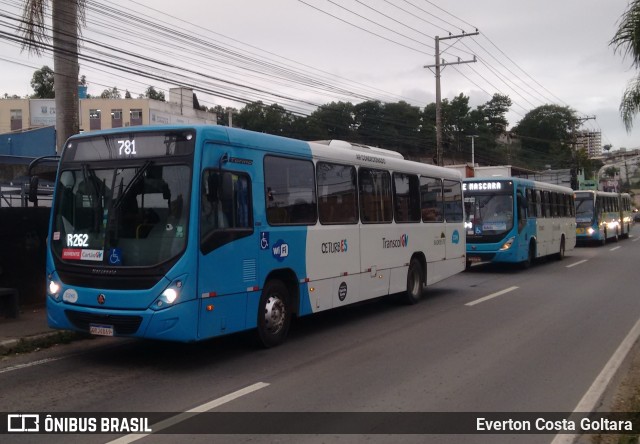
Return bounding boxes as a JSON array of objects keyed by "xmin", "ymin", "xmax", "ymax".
[
  {"xmin": 575, "ymin": 190, "xmax": 633, "ymax": 244},
  {"xmin": 463, "ymin": 177, "xmax": 576, "ymax": 268},
  {"xmin": 44, "ymin": 126, "xmax": 466, "ymax": 346}
]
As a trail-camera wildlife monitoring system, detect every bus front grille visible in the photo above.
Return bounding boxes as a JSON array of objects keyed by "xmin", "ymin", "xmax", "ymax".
[{"xmin": 65, "ymin": 310, "xmax": 143, "ymax": 335}]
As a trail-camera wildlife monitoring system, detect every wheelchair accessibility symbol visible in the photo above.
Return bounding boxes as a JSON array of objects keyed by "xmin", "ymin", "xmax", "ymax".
[
  {"xmin": 260, "ymin": 232, "xmax": 269, "ymax": 250},
  {"xmin": 109, "ymin": 248, "xmax": 122, "ymax": 265}
]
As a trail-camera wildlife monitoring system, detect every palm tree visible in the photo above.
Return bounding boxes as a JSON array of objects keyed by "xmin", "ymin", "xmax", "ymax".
[
  {"xmin": 611, "ymin": 0, "xmax": 640, "ymax": 131},
  {"xmin": 20, "ymin": 0, "xmax": 86, "ymax": 152}
]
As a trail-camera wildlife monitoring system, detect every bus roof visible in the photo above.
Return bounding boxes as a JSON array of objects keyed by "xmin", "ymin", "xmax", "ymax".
[{"xmin": 68, "ymin": 125, "xmax": 462, "ymax": 181}]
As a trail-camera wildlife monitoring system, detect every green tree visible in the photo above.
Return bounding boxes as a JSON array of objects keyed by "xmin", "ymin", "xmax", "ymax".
[
  {"xmin": 512, "ymin": 104, "xmax": 578, "ymax": 170},
  {"xmin": 353, "ymin": 100, "xmax": 384, "ymax": 146},
  {"xmin": 20, "ymin": 0, "xmax": 85, "ymax": 151},
  {"xmin": 379, "ymin": 101, "xmax": 422, "ymax": 158},
  {"xmin": 604, "ymin": 166, "xmax": 620, "ymax": 178},
  {"xmin": 468, "ymin": 94, "xmax": 513, "ymax": 165},
  {"xmin": 440, "ymin": 94, "xmax": 472, "ymax": 164},
  {"xmin": 235, "ymin": 101, "xmax": 298, "ymax": 136},
  {"xmin": 611, "ymin": 0, "xmax": 640, "ymax": 130},
  {"xmin": 305, "ymin": 101, "xmax": 355, "ymax": 141},
  {"xmin": 144, "ymin": 86, "xmax": 165, "ymax": 101},
  {"xmin": 30, "ymin": 65, "xmax": 55, "ymax": 98},
  {"xmin": 100, "ymin": 86, "xmax": 121, "ymax": 99},
  {"xmin": 124, "ymin": 90, "xmax": 132, "ymax": 99}
]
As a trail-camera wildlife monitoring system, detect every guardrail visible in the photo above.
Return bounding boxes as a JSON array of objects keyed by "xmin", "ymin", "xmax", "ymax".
[{"xmin": 0, "ymin": 185, "xmax": 54, "ymax": 208}]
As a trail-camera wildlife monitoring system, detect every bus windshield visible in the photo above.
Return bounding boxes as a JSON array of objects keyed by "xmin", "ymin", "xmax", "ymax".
[
  {"xmin": 575, "ymin": 196, "xmax": 594, "ymax": 225},
  {"xmin": 51, "ymin": 163, "xmax": 191, "ymax": 266},
  {"xmin": 464, "ymin": 194, "xmax": 514, "ymax": 236}
]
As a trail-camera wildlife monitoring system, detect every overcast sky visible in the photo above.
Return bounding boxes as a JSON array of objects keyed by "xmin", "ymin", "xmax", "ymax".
[{"xmin": 1, "ymin": 0, "xmax": 638, "ymax": 151}]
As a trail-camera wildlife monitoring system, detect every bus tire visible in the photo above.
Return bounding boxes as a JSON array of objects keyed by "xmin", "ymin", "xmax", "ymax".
[
  {"xmin": 256, "ymin": 280, "xmax": 291, "ymax": 348},
  {"xmin": 404, "ymin": 258, "xmax": 424, "ymax": 305},
  {"xmin": 521, "ymin": 241, "xmax": 535, "ymax": 269},
  {"xmin": 556, "ymin": 236, "xmax": 565, "ymax": 260}
]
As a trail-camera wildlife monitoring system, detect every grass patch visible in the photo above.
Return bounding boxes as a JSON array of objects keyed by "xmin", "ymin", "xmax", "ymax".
[{"xmin": 1, "ymin": 331, "xmax": 89, "ymax": 356}]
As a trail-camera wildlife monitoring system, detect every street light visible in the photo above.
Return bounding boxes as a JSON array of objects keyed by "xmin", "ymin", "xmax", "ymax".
[{"xmin": 466, "ymin": 135, "xmax": 479, "ymax": 166}]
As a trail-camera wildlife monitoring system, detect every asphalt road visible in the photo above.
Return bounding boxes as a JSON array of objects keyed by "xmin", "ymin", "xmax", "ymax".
[{"xmin": 2, "ymin": 226, "xmax": 640, "ymax": 444}]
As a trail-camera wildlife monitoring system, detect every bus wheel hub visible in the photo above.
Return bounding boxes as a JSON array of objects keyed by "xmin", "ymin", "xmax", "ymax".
[{"xmin": 264, "ymin": 296, "xmax": 285, "ymax": 334}]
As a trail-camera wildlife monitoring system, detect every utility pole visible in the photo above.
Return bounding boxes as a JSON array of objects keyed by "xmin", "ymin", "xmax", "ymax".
[{"xmin": 425, "ymin": 31, "xmax": 479, "ymax": 166}]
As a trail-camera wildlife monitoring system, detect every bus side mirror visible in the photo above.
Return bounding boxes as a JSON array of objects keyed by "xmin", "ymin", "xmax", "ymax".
[{"xmin": 28, "ymin": 175, "xmax": 39, "ymax": 204}]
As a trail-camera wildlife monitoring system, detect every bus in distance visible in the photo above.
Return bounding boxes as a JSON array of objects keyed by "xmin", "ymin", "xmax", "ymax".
[
  {"xmin": 44, "ymin": 125, "xmax": 466, "ymax": 347},
  {"xmin": 574, "ymin": 191, "xmax": 633, "ymax": 245},
  {"xmin": 463, "ymin": 178, "xmax": 576, "ymax": 268}
]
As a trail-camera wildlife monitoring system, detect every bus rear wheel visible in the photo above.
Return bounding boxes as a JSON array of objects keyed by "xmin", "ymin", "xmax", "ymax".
[
  {"xmin": 556, "ymin": 236, "xmax": 565, "ymax": 261},
  {"xmin": 256, "ymin": 280, "xmax": 291, "ymax": 348},
  {"xmin": 404, "ymin": 258, "xmax": 425, "ymax": 305}
]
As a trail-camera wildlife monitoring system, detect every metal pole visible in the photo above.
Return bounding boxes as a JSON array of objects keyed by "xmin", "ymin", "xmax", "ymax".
[
  {"xmin": 435, "ymin": 36, "xmax": 442, "ymax": 166},
  {"xmin": 466, "ymin": 135, "xmax": 478, "ymax": 166}
]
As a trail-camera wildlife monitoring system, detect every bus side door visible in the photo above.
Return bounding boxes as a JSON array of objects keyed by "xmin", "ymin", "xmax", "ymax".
[{"xmin": 197, "ymin": 143, "xmax": 259, "ymax": 339}]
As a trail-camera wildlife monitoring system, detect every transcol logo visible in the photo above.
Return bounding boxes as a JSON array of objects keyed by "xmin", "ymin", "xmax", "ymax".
[{"xmin": 382, "ymin": 234, "xmax": 408, "ymax": 249}]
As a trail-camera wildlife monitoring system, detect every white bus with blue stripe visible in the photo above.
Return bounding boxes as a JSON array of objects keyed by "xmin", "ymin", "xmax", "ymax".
[{"xmin": 45, "ymin": 126, "xmax": 465, "ymax": 346}]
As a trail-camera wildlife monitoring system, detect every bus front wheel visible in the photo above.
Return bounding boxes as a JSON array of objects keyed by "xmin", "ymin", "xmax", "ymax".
[
  {"xmin": 521, "ymin": 242, "xmax": 535, "ymax": 269},
  {"xmin": 256, "ymin": 280, "xmax": 291, "ymax": 348}
]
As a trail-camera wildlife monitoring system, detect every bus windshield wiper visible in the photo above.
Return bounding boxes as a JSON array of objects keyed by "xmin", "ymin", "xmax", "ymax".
[
  {"xmin": 82, "ymin": 164, "xmax": 104, "ymax": 232},
  {"xmin": 113, "ymin": 160, "xmax": 153, "ymax": 209}
]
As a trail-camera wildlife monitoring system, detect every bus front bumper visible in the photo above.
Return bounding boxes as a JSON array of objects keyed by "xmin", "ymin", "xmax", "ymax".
[{"xmin": 47, "ymin": 298, "xmax": 200, "ymax": 342}]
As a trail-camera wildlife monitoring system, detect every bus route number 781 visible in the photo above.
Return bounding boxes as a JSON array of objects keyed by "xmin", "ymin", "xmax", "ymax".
[{"xmin": 118, "ymin": 140, "xmax": 137, "ymax": 156}]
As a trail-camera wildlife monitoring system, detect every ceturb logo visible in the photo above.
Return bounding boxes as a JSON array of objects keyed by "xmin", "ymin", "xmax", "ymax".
[
  {"xmin": 382, "ymin": 234, "xmax": 408, "ymax": 249},
  {"xmin": 321, "ymin": 239, "xmax": 348, "ymax": 254}
]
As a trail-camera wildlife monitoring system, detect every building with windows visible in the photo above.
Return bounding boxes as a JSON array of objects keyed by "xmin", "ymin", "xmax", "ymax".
[
  {"xmin": 0, "ymin": 87, "xmax": 217, "ymax": 145},
  {"xmin": 576, "ymin": 130, "xmax": 602, "ymax": 159}
]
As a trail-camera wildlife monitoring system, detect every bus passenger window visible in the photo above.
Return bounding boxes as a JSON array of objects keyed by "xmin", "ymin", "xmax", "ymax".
[{"xmin": 265, "ymin": 156, "xmax": 317, "ymax": 225}]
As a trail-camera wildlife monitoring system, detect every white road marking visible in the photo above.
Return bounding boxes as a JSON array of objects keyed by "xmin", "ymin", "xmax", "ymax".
[
  {"xmin": 632, "ymin": 236, "xmax": 640, "ymax": 242},
  {"xmin": 550, "ymin": 317, "xmax": 640, "ymax": 444},
  {"xmin": 106, "ymin": 382, "xmax": 270, "ymax": 443},
  {"xmin": 566, "ymin": 259, "xmax": 588, "ymax": 268},
  {"xmin": 609, "ymin": 246, "xmax": 621, "ymax": 251},
  {"xmin": 0, "ymin": 357, "xmax": 63, "ymax": 374},
  {"xmin": 465, "ymin": 286, "xmax": 519, "ymax": 306}
]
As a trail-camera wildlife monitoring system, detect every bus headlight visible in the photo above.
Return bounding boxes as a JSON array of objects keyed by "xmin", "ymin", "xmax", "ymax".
[
  {"xmin": 151, "ymin": 279, "xmax": 183, "ymax": 310},
  {"xmin": 500, "ymin": 237, "xmax": 515, "ymax": 251},
  {"xmin": 587, "ymin": 227, "xmax": 595, "ymax": 235},
  {"xmin": 48, "ymin": 279, "xmax": 61, "ymax": 301}
]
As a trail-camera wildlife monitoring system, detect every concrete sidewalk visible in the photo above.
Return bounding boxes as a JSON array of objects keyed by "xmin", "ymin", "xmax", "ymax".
[{"xmin": 0, "ymin": 305, "xmax": 67, "ymax": 354}]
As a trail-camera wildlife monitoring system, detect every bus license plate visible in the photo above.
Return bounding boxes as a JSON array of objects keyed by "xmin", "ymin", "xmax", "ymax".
[
  {"xmin": 89, "ymin": 324, "xmax": 114, "ymax": 336},
  {"xmin": 468, "ymin": 256, "xmax": 482, "ymax": 263}
]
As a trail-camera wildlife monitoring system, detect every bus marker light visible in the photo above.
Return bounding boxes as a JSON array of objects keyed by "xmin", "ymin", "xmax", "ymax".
[
  {"xmin": 246, "ymin": 286, "xmax": 259, "ymax": 292},
  {"xmin": 202, "ymin": 292, "xmax": 217, "ymax": 298},
  {"xmin": 309, "ymin": 287, "xmax": 315, "ymax": 292},
  {"xmin": 206, "ymin": 305, "xmax": 214, "ymax": 312}
]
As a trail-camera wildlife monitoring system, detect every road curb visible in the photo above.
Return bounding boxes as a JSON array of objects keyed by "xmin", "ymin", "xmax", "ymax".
[{"xmin": 0, "ymin": 331, "xmax": 83, "ymax": 355}]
